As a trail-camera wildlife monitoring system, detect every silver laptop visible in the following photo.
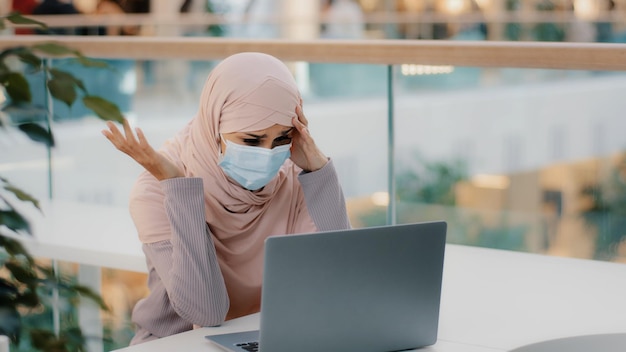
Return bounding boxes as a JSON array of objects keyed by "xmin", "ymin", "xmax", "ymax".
[{"xmin": 205, "ymin": 221, "xmax": 447, "ymax": 352}]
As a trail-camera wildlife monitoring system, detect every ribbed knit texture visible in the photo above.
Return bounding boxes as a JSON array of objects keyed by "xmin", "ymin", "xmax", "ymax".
[{"xmin": 298, "ymin": 160, "xmax": 351, "ymax": 231}]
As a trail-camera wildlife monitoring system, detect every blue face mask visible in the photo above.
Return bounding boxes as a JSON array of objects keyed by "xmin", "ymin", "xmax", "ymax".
[{"xmin": 218, "ymin": 138, "xmax": 292, "ymax": 191}]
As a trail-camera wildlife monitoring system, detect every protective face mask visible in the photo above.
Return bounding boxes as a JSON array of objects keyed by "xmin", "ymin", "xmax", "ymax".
[{"xmin": 218, "ymin": 138, "xmax": 291, "ymax": 191}]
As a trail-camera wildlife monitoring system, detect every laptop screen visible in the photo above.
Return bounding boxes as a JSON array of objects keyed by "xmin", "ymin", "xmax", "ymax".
[{"xmin": 258, "ymin": 221, "xmax": 447, "ymax": 352}]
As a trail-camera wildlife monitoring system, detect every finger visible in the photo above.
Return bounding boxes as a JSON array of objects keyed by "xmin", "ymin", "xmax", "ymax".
[
  {"xmin": 135, "ymin": 127, "xmax": 151, "ymax": 149},
  {"xmin": 102, "ymin": 131, "xmax": 129, "ymax": 153},
  {"xmin": 101, "ymin": 129, "xmax": 113, "ymax": 140},
  {"xmin": 296, "ymin": 105, "xmax": 309, "ymax": 127},
  {"xmin": 292, "ymin": 117, "xmax": 311, "ymax": 141},
  {"xmin": 121, "ymin": 118, "xmax": 139, "ymax": 144},
  {"xmin": 102, "ymin": 121, "xmax": 125, "ymax": 146},
  {"xmin": 104, "ymin": 120, "xmax": 121, "ymax": 136},
  {"xmin": 102, "ymin": 123, "xmax": 112, "ymax": 138},
  {"xmin": 291, "ymin": 116, "xmax": 306, "ymax": 133}
]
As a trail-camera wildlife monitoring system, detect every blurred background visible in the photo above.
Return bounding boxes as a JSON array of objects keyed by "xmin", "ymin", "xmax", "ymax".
[{"xmin": 2, "ymin": 0, "xmax": 626, "ymax": 350}]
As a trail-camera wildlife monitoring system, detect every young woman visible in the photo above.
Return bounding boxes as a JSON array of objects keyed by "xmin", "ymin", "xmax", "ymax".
[{"xmin": 102, "ymin": 52, "xmax": 351, "ymax": 344}]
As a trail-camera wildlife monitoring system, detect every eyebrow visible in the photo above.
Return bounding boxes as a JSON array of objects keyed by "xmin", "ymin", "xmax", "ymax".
[
  {"xmin": 243, "ymin": 128, "xmax": 293, "ymax": 139},
  {"xmin": 243, "ymin": 133, "xmax": 266, "ymax": 139}
]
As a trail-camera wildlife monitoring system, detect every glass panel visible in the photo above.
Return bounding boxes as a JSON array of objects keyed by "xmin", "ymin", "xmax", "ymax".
[
  {"xmin": 102, "ymin": 269, "xmax": 148, "ymax": 350},
  {"xmin": 37, "ymin": 58, "xmax": 391, "ymax": 348},
  {"xmin": 60, "ymin": 58, "xmax": 136, "ymax": 205},
  {"xmin": 394, "ymin": 64, "xmax": 626, "ymax": 263},
  {"xmin": 301, "ymin": 63, "xmax": 390, "ymax": 228},
  {"xmin": 53, "ymin": 57, "xmax": 393, "ymax": 223},
  {"xmin": 1, "ymin": 64, "xmax": 51, "ymax": 202}
]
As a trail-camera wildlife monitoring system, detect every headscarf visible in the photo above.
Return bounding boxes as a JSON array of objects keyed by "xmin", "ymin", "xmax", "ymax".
[{"xmin": 129, "ymin": 52, "xmax": 317, "ymax": 319}]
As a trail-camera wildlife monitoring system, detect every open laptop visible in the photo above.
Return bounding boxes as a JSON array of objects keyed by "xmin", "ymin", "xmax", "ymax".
[{"xmin": 205, "ymin": 221, "xmax": 447, "ymax": 352}]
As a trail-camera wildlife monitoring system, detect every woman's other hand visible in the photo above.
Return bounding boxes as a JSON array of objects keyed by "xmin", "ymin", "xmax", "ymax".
[
  {"xmin": 102, "ymin": 119, "xmax": 184, "ymax": 180},
  {"xmin": 290, "ymin": 105, "xmax": 328, "ymax": 172}
]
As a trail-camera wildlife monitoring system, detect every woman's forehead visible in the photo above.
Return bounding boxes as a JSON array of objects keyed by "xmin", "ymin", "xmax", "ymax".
[{"xmin": 232, "ymin": 124, "xmax": 293, "ymax": 136}]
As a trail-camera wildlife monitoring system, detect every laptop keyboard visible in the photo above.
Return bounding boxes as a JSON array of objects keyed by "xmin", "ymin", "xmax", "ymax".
[{"xmin": 235, "ymin": 341, "xmax": 259, "ymax": 351}]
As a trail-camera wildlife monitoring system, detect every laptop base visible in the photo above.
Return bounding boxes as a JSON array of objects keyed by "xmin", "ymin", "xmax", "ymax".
[{"xmin": 205, "ymin": 330, "xmax": 260, "ymax": 352}]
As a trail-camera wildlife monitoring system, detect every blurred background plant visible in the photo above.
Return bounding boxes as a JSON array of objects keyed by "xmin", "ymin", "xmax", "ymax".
[
  {"xmin": 0, "ymin": 12, "xmax": 123, "ymax": 352},
  {"xmin": 581, "ymin": 154, "xmax": 626, "ymax": 261},
  {"xmin": 355, "ymin": 150, "xmax": 528, "ymax": 252}
]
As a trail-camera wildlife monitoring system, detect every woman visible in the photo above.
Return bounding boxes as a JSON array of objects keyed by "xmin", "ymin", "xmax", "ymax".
[{"xmin": 102, "ymin": 52, "xmax": 351, "ymax": 344}]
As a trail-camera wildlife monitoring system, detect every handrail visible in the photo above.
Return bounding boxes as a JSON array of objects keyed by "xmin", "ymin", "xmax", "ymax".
[{"xmin": 2, "ymin": 35, "xmax": 626, "ymax": 71}]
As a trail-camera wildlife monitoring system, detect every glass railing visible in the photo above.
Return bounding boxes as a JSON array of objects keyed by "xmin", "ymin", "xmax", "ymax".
[
  {"xmin": 2, "ymin": 35, "xmax": 626, "ymax": 349},
  {"xmin": 4, "ymin": 36, "xmax": 624, "ymax": 260},
  {"xmin": 4, "ymin": 36, "xmax": 626, "ymax": 258},
  {"xmin": 392, "ymin": 66, "xmax": 626, "ymax": 262}
]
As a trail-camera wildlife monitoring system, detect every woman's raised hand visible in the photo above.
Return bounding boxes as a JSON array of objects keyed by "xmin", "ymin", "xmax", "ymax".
[
  {"xmin": 102, "ymin": 119, "xmax": 184, "ymax": 181},
  {"xmin": 289, "ymin": 105, "xmax": 328, "ymax": 172}
]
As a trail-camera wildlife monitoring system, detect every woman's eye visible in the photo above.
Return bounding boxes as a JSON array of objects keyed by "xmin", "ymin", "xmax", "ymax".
[
  {"xmin": 274, "ymin": 136, "xmax": 292, "ymax": 146},
  {"xmin": 243, "ymin": 139, "xmax": 260, "ymax": 146}
]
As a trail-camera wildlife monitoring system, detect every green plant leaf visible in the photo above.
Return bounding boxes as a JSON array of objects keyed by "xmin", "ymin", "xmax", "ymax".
[
  {"xmin": 6, "ymin": 12, "xmax": 48, "ymax": 30},
  {"xmin": 3, "ymin": 184, "xmax": 41, "ymax": 211},
  {"xmin": 0, "ymin": 209, "xmax": 31, "ymax": 234},
  {"xmin": 75, "ymin": 56, "xmax": 109, "ymax": 69},
  {"xmin": 82, "ymin": 96, "xmax": 124, "ymax": 123},
  {"xmin": 49, "ymin": 69, "xmax": 86, "ymax": 92},
  {"xmin": 0, "ymin": 46, "xmax": 42, "ymax": 69},
  {"xmin": 5, "ymin": 259, "xmax": 38, "ymax": 285},
  {"xmin": 30, "ymin": 329, "xmax": 68, "ymax": 351},
  {"xmin": 1, "ymin": 72, "xmax": 31, "ymax": 103},
  {"xmin": 14, "ymin": 287, "xmax": 39, "ymax": 308},
  {"xmin": 0, "ymin": 18, "xmax": 5, "ymax": 31},
  {"xmin": 47, "ymin": 78, "xmax": 77, "ymax": 107},
  {"xmin": 0, "ymin": 236, "xmax": 34, "ymax": 262},
  {"xmin": 31, "ymin": 42, "xmax": 79, "ymax": 57},
  {"xmin": 16, "ymin": 49, "xmax": 42, "ymax": 68},
  {"xmin": 0, "ymin": 46, "xmax": 18, "ymax": 61},
  {"xmin": 68, "ymin": 284, "xmax": 109, "ymax": 311},
  {"xmin": 0, "ymin": 277, "xmax": 19, "ymax": 300},
  {"xmin": 0, "ymin": 61, "xmax": 9, "ymax": 76},
  {"xmin": 17, "ymin": 123, "xmax": 54, "ymax": 147}
]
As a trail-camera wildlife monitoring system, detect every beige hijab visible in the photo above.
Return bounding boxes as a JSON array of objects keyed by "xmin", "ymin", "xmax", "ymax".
[{"xmin": 129, "ymin": 52, "xmax": 317, "ymax": 320}]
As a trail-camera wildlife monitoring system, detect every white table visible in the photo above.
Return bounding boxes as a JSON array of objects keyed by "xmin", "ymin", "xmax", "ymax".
[{"xmin": 111, "ymin": 244, "xmax": 626, "ymax": 352}]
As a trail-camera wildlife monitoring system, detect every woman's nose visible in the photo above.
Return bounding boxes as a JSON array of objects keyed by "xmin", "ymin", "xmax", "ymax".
[{"xmin": 259, "ymin": 141, "xmax": 274, "ymax": 149}]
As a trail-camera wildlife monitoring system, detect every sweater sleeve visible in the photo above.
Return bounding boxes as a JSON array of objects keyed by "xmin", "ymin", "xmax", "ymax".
[
  {"xmin": 142, "ymin": 177, "xmax": 229, "ymax": 327},
  {"xmin": 298, "ymin": 159, "xmax": 352, "ymax": 231}
]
